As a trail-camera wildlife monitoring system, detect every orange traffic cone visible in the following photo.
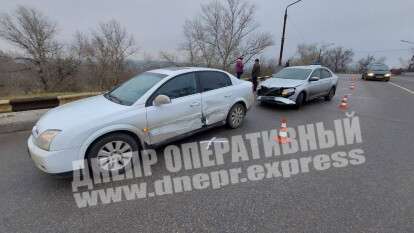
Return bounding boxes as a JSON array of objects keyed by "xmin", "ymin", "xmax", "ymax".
[
  {"xmin": 274, "ymin": 118, "xmax": 290, "ymax": 144},
  {"xmin": 350, "ymin": 82, "xmax": 355, "ymax": 90},
  {"xmin": 339, "ymin": 95, "xmax": 349, "ymax": 110}
]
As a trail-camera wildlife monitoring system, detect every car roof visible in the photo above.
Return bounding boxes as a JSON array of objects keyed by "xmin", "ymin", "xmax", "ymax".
[
  {"xmin": 148, "ymin": 67, "xmax": 228, "ymax": 76},
  {"xmin": 287, "ymin": 65, "xmax": 323, "ymax": 70}
]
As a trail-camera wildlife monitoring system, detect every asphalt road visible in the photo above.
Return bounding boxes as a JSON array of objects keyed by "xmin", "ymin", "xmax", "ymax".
[{"xmin": 1, "ymin": 75, "xmax": 413, "ymax": 233}]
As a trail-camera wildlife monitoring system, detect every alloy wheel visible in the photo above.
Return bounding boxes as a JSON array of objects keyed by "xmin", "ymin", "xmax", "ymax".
[
  {"xmin": 231, "ymin": 105, "xmax": 245, "ymax": 127},
  {"xmin": 97, "ymin": 141, "xmax": 133, "ymax": 171}
]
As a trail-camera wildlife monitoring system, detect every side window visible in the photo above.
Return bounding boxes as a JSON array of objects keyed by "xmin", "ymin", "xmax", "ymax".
[
  {"xmin": 153, "ymin": 72, "xmax": 197, "ymax": 100},
  {"xmin": 321, "ymin": 69, "xmax": 332, "ymax": 79},
  {"xmin": 310, "ymin": 69, "xmax": 321, "ymax": 78},
  {"xmin": 197, "ymin": 71, "xmax": 232, "ymax": 92}
]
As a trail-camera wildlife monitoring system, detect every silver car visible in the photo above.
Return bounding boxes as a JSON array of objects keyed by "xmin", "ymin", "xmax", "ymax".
[
  {"xmin": 28, "ymin": 67, "xmax": 253, "ymax": 175},
  {"xmin": 257, "ymin": 65, "xmax": 338, "ymax": 108}
]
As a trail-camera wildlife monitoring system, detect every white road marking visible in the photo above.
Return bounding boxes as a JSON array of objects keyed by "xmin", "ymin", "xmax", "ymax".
[
  {"xmin": 345, "ymin": 111, "xmax": 356, "ymax": 118},
  {"xmin": 389, "ymin": 82, "xmax": 414, "ymax": 95},
  {"xmin": 200, "ymin": 137, "xmax": 228, "ymax": 149}
]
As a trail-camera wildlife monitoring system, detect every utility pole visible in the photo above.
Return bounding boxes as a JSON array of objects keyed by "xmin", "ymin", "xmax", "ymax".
[{"xmin": 278, "ymin": 0, "xmax": 303, "ymax": 66}]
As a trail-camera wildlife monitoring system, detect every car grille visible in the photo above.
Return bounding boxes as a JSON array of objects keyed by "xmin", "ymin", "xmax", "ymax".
[{"xmin": 257, "ymin": 86, "xmax": 282, "ymax": 97}]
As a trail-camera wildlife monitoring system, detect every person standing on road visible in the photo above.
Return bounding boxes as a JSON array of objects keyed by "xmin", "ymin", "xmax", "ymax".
[
  {"xmin": 285, "ymin": 60, "xmax": 290, "ymax": 67},
  {"xmin": 235, "ymin": 57, "xmax": 244, "ymax": 79},
  {"xmin": 251, "ymin": 59, "xmax": 261, "ymax": 92}
]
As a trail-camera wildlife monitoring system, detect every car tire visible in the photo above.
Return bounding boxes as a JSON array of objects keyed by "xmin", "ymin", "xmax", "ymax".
[
  {"xmin": 86, "ymin": 133, "xmax": 140, "ymax": 177},
  {"xmin": 295, "ymin": 92, "xmax": 305, "ymax": 109},
  {"xmin": 324, "ymin": 87, "xmax": 336, "ymax": 101},
  {"xmin": 226, "ymin": 103, "xmax": 246, "ymax": 129},
  {"xmin": 384, "ymin": 78, "xmax": 390, "ymax": 82}
]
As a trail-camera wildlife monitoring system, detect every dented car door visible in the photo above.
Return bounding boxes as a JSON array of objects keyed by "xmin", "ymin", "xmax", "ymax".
[
  {"xmin": 146, "ymin": 72, "xmax": 203, "ymax": 144},
  {"xmin": 196, "ymin": 71, "xmax": 234, "ymax": 125}
]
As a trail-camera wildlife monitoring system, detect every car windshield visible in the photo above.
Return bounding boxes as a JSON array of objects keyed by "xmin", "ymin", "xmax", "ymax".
[
  {"xmin": 105, "ymin": 72, "xmax": 167, "ymax": 106},
  {"xmin": 273, "ymin": 68, "xmax": 312, "ymax": 80},
  {"xmin": 369, "ymin": 64, "xmax": 389, "ymax": 71}
]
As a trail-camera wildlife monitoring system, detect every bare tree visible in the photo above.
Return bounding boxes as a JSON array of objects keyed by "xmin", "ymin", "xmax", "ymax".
[
  {"xmin": 0, "ymin": 6, "xmax": 63, "ymax": 90},
  {"xmin": 74, "ymin": 20, "xmax": 138, "ymax": 89},
  {"xmin": 93, "ymin": 20, "xmax": 137, "ymax": 87},
  {"xmin": 292, "ymin": 43, "xmax": 320, "ymax": 65},
  {"xmin": 357, "ymin": 55, "xmax": 386, "ymax": 73},
  {"xmin": 324, "ymin": 47, "xmax": 354, "ymax": 72},
  {"xmin": 291, "ymin": 43, "xmax": 354, "ymax": 72},
  {"xmin": 182, "ymin": 0, "xmax": 273, "ymax": 70},
  {"xmin": 159, "ymin": 51, "xmax": 180, "ymax": 67}
]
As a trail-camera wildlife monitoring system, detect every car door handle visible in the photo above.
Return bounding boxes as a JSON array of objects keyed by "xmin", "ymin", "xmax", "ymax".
[
  {"xmin": 224, "ymin": 95, "xmax": 232, "ymax": 98},
  {"xmin": 190, "ymin": 102, "xmax": 200, "ymax": 107}
]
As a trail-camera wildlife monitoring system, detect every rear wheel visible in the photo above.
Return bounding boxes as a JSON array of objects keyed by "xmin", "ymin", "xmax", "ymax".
[
  {"xmin": 226, "ymin": 103, "xmax": 246, "ymax": 129},
  {"xmin": 324, "ymin": 87, "xmax": 336, "ymax": 101}
]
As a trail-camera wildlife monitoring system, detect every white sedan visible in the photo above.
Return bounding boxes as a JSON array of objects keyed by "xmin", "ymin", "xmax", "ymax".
[{"xmin": 28, "ymin": 67, "xmax": 253, "ymax": 175}]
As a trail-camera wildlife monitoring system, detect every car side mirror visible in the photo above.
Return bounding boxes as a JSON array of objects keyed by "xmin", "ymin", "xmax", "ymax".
[
  {"xmin": 309, "ymin": 76, "xmax": 320, "ymax": 82},
  {"xmin": 153, "ymin": 95, "xmax": 171, "ymax": 106}
]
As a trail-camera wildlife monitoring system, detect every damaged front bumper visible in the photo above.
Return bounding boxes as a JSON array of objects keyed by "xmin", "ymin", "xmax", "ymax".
[{"xmin": 257, "ymin": 96, "xmax": 296, "ymax": 105}]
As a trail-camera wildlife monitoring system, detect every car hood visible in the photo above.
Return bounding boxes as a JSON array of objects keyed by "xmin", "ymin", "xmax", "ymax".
[
  {"xmin": 260, "ymin": 78, "xmax": 306, "ymax": 88},
  {"xmin": 35, "ymin": 95, "xmax": 128, "ymax": 132},
  {"xmin": 370, "ymin": 70, "xmax": 389, "ymax": 75}
]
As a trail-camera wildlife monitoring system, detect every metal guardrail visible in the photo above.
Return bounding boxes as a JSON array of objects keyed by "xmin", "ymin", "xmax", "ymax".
[
  {"xmin": 0, "ymin": 100, "xmax": 11, "ymax": 113},
  {"xmin": 0, "ymin": 75, "xmax": 274, "ymax": 114},
  {"xmin": 0, "ymin": 92, "xmax": 101, "ymax": 113}
]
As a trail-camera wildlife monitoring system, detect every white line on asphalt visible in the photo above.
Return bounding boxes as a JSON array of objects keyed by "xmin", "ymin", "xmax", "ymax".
[
  {"xmin": 389, "ymin": 82, "xmax": 414, "ymax": 95},
  {"xmin": 200, "ymin": 137, "xmax": 228, "ymax": 149}
]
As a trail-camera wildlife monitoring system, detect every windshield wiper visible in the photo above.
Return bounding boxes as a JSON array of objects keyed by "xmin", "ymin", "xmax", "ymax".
[{"xmin": 105, "ymin": 93, "xmax": 123, "ymax": 104}]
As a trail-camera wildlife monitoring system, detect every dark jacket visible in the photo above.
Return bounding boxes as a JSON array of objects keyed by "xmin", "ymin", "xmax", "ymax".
[{"xmin": 252, "ymin": 62, "xmax": 261, "ymax": 78}]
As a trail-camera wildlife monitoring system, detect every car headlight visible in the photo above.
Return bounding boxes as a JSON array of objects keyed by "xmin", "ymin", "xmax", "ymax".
[
  {"xmin": 281, "ymin": 88, "xmax": 295, "ymax": 97},
  {"xmin": 36, "ymin": 129, "xmax": 61, "ymax": 151},
  {"xmin": 384, "ymin": 73, "xmax": 391, "ymax": 77},
  {"xmin": 367, "ymin": 72, "xmax": 374, "ymax": 76}
]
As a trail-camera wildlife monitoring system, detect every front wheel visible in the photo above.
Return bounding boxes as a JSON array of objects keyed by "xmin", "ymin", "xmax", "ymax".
[
  {"xmin": 295, "ymin": 92, "xmax": 305, "ymax": 109},
  {"xmin": 86, "ymin": 133, "xmax": 140, "ymax": 176},
  {"xmin": 226, "ymin": 103, "xmax": 246, "ymax": 129}
]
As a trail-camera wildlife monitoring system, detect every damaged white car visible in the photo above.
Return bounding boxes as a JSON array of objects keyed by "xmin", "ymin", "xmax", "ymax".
[
  {"xmin": 28, "ymin": 67, "xmax": 253, "ymax": 175},
  {"xmin": 257, "ymin": 65, "xmax": 338, "ymax": 108}
]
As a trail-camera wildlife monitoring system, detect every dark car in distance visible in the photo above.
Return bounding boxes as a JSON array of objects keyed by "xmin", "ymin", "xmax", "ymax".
[{"xmin": 362, "ymin": 63, "xmax": 391, "ymax": 81}]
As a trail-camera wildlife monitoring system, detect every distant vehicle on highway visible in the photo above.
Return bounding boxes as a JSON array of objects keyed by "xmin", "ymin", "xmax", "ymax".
[
  {"xmin": 362, "ymin": 63, "xmax": 391, "ymax": 81},
  {"xmin": 257, "ymin": 65, "xmax": 338, "ymax": 108},
  {"xmin": 28, "ymin": 67, "xmax": 253, "ymax": 175}
]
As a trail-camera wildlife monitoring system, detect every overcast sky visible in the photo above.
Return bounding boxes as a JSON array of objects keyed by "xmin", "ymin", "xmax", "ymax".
[{"xmin": 0, "ymin": 0, "xmax": 413, "ymax": 67}]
